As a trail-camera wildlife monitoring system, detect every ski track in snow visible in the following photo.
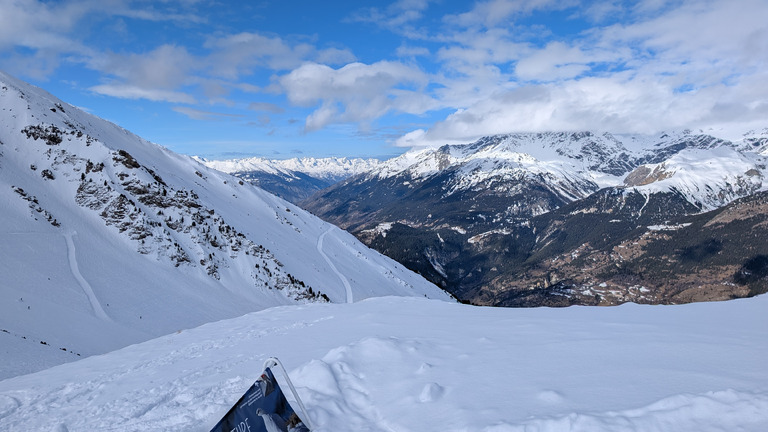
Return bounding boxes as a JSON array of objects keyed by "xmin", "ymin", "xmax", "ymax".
[
  {"xmin": 637, "ymin": 191, "xmax": 651, "ymax": 216},
  {"xmin": 64, "ymin": 231, "xmax": 110, "ymax": 321},
  {"xmin": 317, "ymin": 228, "xmax": 353, "ymax": 303},
  {"xmin": 0, "ymin": 395, "xmax": 19, "ymax": 419}
]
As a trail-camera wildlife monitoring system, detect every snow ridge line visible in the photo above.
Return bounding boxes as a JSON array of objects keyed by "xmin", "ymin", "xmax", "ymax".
[
  {"xmin": 499, "ymin": 389, "xmax": 768, "ymax": 432},
  {"xmin": 0, "ymin": 394, "xmax": 20, "ymax": 420},
  {"xmin": 317, "ymin": 228, "xmax": 354, "ymax": 304},
  {"xmin": 64, "ymin": 231, "xmax": 110, "ymax": 320}
]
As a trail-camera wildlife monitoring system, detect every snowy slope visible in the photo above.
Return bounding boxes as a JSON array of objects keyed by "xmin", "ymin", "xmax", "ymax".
[
  {"xmin": 0, "ymin": 295, "xmax": 766, "ymax": 431},
  {"xmin": 739, "ymin": 128, "xmax": 768, "ymax": 155},
  {"xmin": 0, "ymin": 71, "xmax": 450, "ymax": 379},
  {"xmin": 624, "ymin": 146, "xmax": 765, "ymax": 211}
]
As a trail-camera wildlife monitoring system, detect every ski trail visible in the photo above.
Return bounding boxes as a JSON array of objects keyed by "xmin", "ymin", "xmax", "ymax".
[
  {"xmin": 64, "ymin": 231, "xmax": 110, "ymax": 320},
  {"xmin": 638, "ymin": 191, "xmax": 651, "ymax": 216},
  {"xmin": 317, "ymin": 228, "xmax": 353, "ymax": 303}
]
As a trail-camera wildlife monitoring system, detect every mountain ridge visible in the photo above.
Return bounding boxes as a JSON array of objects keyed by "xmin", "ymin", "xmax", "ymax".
[
  {"xmin": 200, "ymin": 156, "xmax": 383, "ymax": 203},
  {"xmin": 303, "ymin": 130, "xmax": 768, "ymax": 306},
  {"xmin": 0, "ymin": 70, "xmax": 450, "ymax": 379},
  {"xmin": 201, "ymin": 156, "xmax": 383, "ymax": 181}
]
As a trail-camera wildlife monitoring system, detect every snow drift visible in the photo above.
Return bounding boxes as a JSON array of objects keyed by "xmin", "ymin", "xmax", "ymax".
[{"xmin": 0, "ymin": 295, "xmax": 766, "ymax": 431}]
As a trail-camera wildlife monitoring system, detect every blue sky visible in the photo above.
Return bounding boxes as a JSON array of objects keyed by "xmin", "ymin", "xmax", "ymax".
[{"xmin": 1, "ymin": 0, "xmax": 767, "ymax": 160}]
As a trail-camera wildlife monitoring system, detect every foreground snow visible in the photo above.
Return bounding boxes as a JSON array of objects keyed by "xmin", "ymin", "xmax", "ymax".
[{"xmin": 1, "ymin": 295, "xmax": 767, "ymax": 431}]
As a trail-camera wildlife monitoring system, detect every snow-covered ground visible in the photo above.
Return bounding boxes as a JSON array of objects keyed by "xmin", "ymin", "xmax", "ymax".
[{"xmin": 1, "ymin": 295, "xmax": 766, "ymax": 431}]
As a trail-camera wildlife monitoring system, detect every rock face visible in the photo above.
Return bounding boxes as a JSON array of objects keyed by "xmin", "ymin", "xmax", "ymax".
[
  {"xmin": 473, "ymin": 190, "xmax": 768, "ymax": 307},
  {"xmin": 303, "ymin": 130, "xmax": 768, "ymax": 306},
  {"xmin": 0, "ymin": 71, "xmax": 450, "ymax": 376}
]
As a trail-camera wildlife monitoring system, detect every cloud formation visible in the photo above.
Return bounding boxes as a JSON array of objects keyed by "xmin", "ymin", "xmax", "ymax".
[
  {"xmin": 87, "ymin": 45, "xmax": 198, "ymax": 103},
  {"xmin": 172, "ymin": 107, "xmax": 244, "ymax": 121},
  {"xmin": 398, "ymin": 0, "xmax": 768, "ymax": 146},
  {"xmin": 203, "ymin": 32, "xmax": 355, "ymax": 79},
  {"xmin": 249, "ymin": 102, "xmax": 285, "ymax": 114},
  {"xmin": 1, "ymin": 0, "xmax": 766, "ymax": 152},
  {"xmin": 279, "ymin": 61, "xmax": 438, "ymax": 131},
  {"xmin": 0, "ymin": 1, "xmax": 357, "ymax": 106},
  {"xmin": 348, "ymin": 0, "xmax": 433, "ymax": 35}
]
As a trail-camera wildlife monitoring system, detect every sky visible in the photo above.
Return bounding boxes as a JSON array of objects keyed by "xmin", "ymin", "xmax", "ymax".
[{"xmin": 1, "ymin": 0, "xmax": 767, "ymax": 160}]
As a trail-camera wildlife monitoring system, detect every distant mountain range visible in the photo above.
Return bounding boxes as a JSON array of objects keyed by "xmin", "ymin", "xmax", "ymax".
[
  {"xmin": 200, "ymin": 156, "xmax": 383, "ymax": 203},
  {"xmin": 301, "ymin": 130, "xmax": 768, "ymax": 306},
  {"xmin": 0, "ymin": 71, "xmax": 448, "ymax": 378}
]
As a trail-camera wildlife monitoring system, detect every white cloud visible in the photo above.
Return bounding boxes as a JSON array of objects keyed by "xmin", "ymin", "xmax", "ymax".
[
  {"xmin": 248, "ymin": 102, "xmax": 285, "ymax": 114},
  {"xmin": 0, "ymin": 1, "xmax": 356, "ymax": 105},
  {"xmin": 631, "ymin": 0, "xmax": 673, "ymax": 16},
  {"xmin": 315, "ymin": 47, "xmax": 357, "ymax": 65},
  {"xmin": 279, "ymin": 61, "xmax": 438, "ymax": 131},
  {"xmin": 90, "ymin": 83, "xmax": 195, "ymax": 104},
  {"xmin": 3, "ymin": 0, "xmax": 766, "ymax": 148},
  {"xmin": 0, "ymin": 0, "xmax": 208, "ymax": 91},
  {"xmin": 616, "ymin": 0, "xmax": 768, "ymax": 75},
  {"xmin": 0, "ymin": 0, "xmax": 92, "ymax": 55},
  {"xmin": 515, "ymin": 42, "xmax": 592, "ymax": 81},
  {"xmin": 85, "ymin": 44, "xmax": 200, "ymax": 103},
  {"xmin": 203, "ymin": 32, "xmax": 357, "ymax": 81},
  {"xmin": 348, "ymin": 0, "xmax": 432, "ymax": 33},
  {"xmin": 396, "ymin": 45, "xmax": 431, "ymax": 58},
  {"xmin": 437, "ymin": 28, "xmax": 527, "ymax": 67},
  {"xmin": 110, "ymin": 4, "xmax": 206, "ymax": 24},
  {"xmin": 578, "ymin": 1, "xmax": 624, "ymax": 23},
  {"xmin": 85, "ymin": 29, "xmax": 356, "ymax": 104},
  {"xmin": 203, "ymin": 32, "xmax": 314, "ymax": 78},
  {"xmin": 0, "ymin": 0, "xmax": 205, "ymax": 62},
  {"xmin": 444, "ymin": 0, "xmax": 574, "ymax": 28},
  {"xmin": 1, "ymin": 50, "xmax": 62, "ymax": 80},
  {"xmin": 431, "ymin": 29, "xmax": 528, "ymax": 106},
  {"xmin": 511, "ymin": 39, "xmax": 631, "ymax": 82},
  {"xmin": 172, "ymin": 106, "xmax": 243, "ymax": 120},
  {"xmin": 397, "ymin": 69, "xmax": 768, "ymax": 147},
  {"xmin": 393, "ymin": 0, "xmax": 768, "ymax": 147},
  {"xmin": 304, "ymin": 102, "xmax": 341, "ymax": 132},
  {"xmin": 92, "ymin": 45, "xmax": 196, "ymax": 89}
]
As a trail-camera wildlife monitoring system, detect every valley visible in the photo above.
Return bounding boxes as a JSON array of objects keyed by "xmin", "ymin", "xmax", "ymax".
[{"xmin": 299, "ymin": 132, "xmax": 768, "ymax": 306}]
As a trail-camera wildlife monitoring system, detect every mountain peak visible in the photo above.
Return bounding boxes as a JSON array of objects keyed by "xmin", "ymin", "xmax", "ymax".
[{"xmin": 303, "ymin": 128, "xmax": 768, "ymax": 307}]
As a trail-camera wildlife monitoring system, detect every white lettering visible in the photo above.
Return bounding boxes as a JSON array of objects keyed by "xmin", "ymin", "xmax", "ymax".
[{"xmin": 229, "ymin": 417, "xmax": 251, "ymax": 432}]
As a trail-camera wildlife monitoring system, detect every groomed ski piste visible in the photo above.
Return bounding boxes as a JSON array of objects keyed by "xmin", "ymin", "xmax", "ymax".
[{"xmin": 1, "ymin": 294, "xmax": 767, "ymax": 431}]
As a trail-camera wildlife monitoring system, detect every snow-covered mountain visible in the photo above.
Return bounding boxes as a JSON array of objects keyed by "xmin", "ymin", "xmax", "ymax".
[
  {"xmin": 1, "ymin": 295, "xmax": 766, "ymax": 431},
  {"xmin": 200, "ymin": 156, "xmax": 382, "ymax": 203},
  {"xmin": 303, "ymin": 131, "xmax": 768, "ymax": 306},
  {"xmin": 0, "ymin": 71, "xmax": 450, "ymax": 379},
  {"xmin": 203, "ymin": 156, "xmax": 382, "ymax": 182},
  {"xmin": 304, "ymin": 130, "xmax": 767, "ymax": 238},
  {"xmin": 623, "ymin": 145, "xmax": 764, "ymax": 210},
  {"xmin": 367, "ymin": 130, "xmax": 766, "ymax": 211}
]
